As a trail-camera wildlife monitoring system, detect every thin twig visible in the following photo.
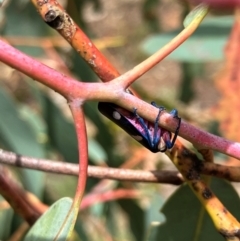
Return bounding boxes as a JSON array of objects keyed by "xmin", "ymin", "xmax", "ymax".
[
  {"xmin": 57, "ymin": 104, "xmax": 89, "ymax": 239},
  {"xmin": 0, "ymin": 149, "xmax": 182, "ymax": 184},
  {"xmin": 0, "ymin": 165, "xmax": 41, "ymax": 225},
  {"xmin": 111, "ymin": 4, "xmax": 209, "ymax": 88},
  {"xmin": 31, "ymin": 0, "xmax": 120, "ymax": 81},
  {"xmin": 2, "ymin": 148, "xmax": 240, "ymax": 183}
]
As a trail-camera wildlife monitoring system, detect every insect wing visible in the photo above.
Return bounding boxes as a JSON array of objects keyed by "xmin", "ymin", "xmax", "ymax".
[{"xmin": 98, "ymin": 102, "xmax": 153, "ymax": 151}]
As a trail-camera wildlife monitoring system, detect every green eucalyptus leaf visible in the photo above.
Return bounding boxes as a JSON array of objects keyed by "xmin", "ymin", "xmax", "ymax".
[
  {"xmin": 118, "ymin": 199, "xmax": 145, "ymax": 241},
  {"xmin": 24, "ymin": 197, "xmax": 74, "ymax": 241},
  {"xmin": 88, "ymin": 138, "xmax": 107, "ymax": 164},
  {"xmin": 42, "ymin": 95, "xmax": 78, "ymax": 163},
  {"xmin": 150, "ymin": 178, "xmax": 240, "ymax": 241},
  {"xmin": 0, "ymin": 88, "xmax": 46, "ymax": 196},
  {"xmin": 4, "ymin": 2, "xmax": 50, "ymax": 56},
  {"xmin": 0, "ymin": 195, "xmax": 14, "ymax": 240}
]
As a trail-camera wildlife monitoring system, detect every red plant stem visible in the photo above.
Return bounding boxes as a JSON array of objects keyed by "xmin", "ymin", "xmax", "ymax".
[
  {"xmin": 31, "ymin": 0, "xmax": 120, "ymax": 82},
  {"xmin": 0, "ymin": 39, "xmax": 115, "ymax": 100},
  {"xmin": 54, "ymin": 104, "xmax": 88, "ymax": 239},
  {"xmin": 0, "ymin": 39, "xmax": 77, "ymax": 97},
  {"xmin": 80, "ymin": 189, "xmax": 139, "ymax": 210},
  {"xmin": 117, "ymin": 92, "xmax": 240, "ymax": 160},
  {"xmin": 69, "ymin": 104, "xmax": 88, "ymax": 207},
  {"xmin": 112, "ymin": 22, "xmax": 201, "ymax": 89},
  {"xmin": 1, "ymin": 37, "xmax": 240, "ymax": 159},
  {"xmin": 1, "ymin": 42, "xmax": 240, "ymax": 159},
  {"xmin": 193, "ymin": 0, "xmax": 240, "ymax": 9}
]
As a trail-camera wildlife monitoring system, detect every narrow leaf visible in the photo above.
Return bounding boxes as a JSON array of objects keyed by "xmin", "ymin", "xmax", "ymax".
[{"xmin": 24, "ymin": 198, "xmax": 74, "ymax": 241}]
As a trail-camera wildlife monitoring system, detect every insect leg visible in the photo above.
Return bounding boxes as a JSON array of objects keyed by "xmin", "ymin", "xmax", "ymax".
[
  {"xmin": 151, "ymin": 102, "xmax": 165, "ymax": 148},
  {"xmin": 165, "ymin": 109, "xmax": 181, "ymax": 149},
  {"xmin": 133, "ymin": 108, "xmax": 153, "ymax": 148}
]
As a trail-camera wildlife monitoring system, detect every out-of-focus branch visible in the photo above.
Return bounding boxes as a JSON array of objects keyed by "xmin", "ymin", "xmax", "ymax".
[
  {"xmin": 0, "ymin": 149, "xmax": 183, "ymax": 184},
  {"xmin": 0, "ymin": 165, "xmax": 41, "ymax": 225},
  {"xmin": 2, "ymin": 148, "xmax": 240, "ymax": 183}
]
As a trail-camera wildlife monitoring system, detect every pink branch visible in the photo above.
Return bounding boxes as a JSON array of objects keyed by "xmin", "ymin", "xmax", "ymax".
[
  {"xmin": 1, "ymin": 41, "xmax": 240, "ymax": 160},
  {"xmin": 80, "ymin": 189, "xmax": 139, "ymax": 210},
  {"xmin": 118, "ymin": 92, "xmax": 240, "ymax": 160},
  {"xmin": 69, "ymin": 104, "xmax": 88, "ymax": 207},
  {"xmin": 0, "ymin": 39, "xmax": 79, "ymax": 97}
]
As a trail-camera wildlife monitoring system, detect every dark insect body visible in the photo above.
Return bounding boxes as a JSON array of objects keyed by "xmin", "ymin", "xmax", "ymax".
[{"xmin": 98, "ymin": 102, "xmax": 181, "ymax": 153}]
